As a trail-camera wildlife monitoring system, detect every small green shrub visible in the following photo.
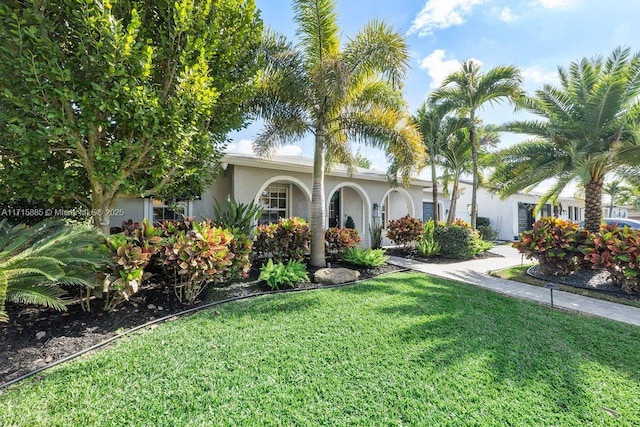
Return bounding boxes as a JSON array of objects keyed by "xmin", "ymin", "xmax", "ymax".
[
  {"xmin": 386, "ymin": 215, "xmax": 423, "ymax": 251},
  {"xmin": 342, "ymin": 247, "xmax": 389, "ymax": 267},
  {"xmin": 476, "ymin": 217, "xmax": 491, "ymax": 228},
  {"xmin": 345, "ymin": 215, "xmax": 356, "ymax": 229},
  {"xmin": 434, "ymin": 224, "xmax": 476, "ymax": 259},
  {"xmin": 583, "ymin": 224, "xmax": 640, "ymax": 293},
  {"xmin": 369, "ymin": 218, "xmax": 383, "ymax": 249},
  {"xmin": 253, "ymin": 217, "xmax": 310, "ymax": 263},
  {"xmin": 212, "ymin": 196, "xmax": 263, "ymax": 235},
  {"xmin": 472, "ymin": 238, "xmax": 494, "ymax": 256},
  {"xmin": 416, "ymin": 219, "xmax": 441, "ymax": 257},
  {"xmin": 477, "ymin": 225, "xmax": 499, "ymax": 241},
  {"xmin": 325, "ymin": 227, "xmax": 361, "ymax": 262},
  {"xmin": 513, "ymin": 217, "xmax": 589, "ymax": 275},
  {"xmin": 259, "ymin": 259, "xmax": 309, "ymax": 290},
  {"xmin": 102, "ymin": 219, "xmax": 163, "ymax": 311}
]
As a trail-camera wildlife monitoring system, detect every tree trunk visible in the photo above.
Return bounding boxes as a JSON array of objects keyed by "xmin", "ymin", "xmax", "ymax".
[
  {"xmin": 584, "ymin": 179, "xmax": 604, "ymax": 233},
  {"xmin": 469, "ymin": 111, "xmax": 478, "ymax": 230},
  {"xmin": 91, "ymin": 186, "xmax": 118, "ymax": 235},
  {"xmin": 431, "ymin": 162, "xmax": 439, "ymax": 223},
  {"xmin": 310, "ymin": 131, "xmax": 326, "ymax": 267},
  {"xmin": 447, "ymin": 178, "xmax": 459, "ymax": 224}
]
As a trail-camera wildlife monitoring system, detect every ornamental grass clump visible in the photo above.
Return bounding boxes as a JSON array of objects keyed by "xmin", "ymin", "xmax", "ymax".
[
  {"xmin": 583, "ymin": 224, "xmax": 640, "ymax": 293},
  {"xmin": 513, "ymin": 217, "xmax": 589, "ymax": 275},
  {"xmin": 416, "ymin": 219, "xmax": 441, "ymax": 257},
  {"xmin": 386, "ymin": 215, "xmax": 423, "ymax": 251}
]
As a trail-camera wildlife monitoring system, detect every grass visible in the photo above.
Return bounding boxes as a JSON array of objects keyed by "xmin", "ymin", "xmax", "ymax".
[
  {"xmin": 1, "ymin": 271, "xmax": 640, "ymax": 425},
  {"xmin": 491, "ymin": 265, "xmax": 640, "ymax": 309}
]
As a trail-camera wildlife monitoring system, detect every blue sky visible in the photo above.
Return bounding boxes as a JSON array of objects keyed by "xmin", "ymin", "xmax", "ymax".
[{"xmin": 228, "ymin": 0, "xmax": 640, "ymax": 172}]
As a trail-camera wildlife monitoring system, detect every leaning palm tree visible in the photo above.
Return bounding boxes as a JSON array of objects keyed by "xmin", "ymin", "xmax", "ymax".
[
  {"xmin": 414, "ymin": 99, "xmax": 467, "ymax": 223},
  {"xmin": 0, "ymin": 219, "xmax": 108, "ymax": 321},
  {"xmin": 489, "ymin": 47, "xmax": 640, "ymax": 232},
  {"xmin": 250, "ymin": 0, "xmax": 425, "ymax": 267},
  {"xmin": 431, "ymin": 60, "xmax": 522, "ymax": 229}
]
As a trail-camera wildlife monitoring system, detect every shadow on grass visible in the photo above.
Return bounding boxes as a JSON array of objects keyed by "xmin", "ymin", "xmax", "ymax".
[{"xmin": 341, "ymin": 271, "xmax": 640, "ymax": 420}]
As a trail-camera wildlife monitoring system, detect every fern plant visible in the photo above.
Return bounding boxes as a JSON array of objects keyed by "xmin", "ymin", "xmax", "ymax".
[
  {"xmin": 0, "ymin": 219, "xmax": 109, "ymax": 321},
  {"xmin": 259, "ymin": 259, "xmax": 309, "ymax": 290},
  {"xmin": 342, "ymin": 247, "xmax": 389, "ymax": 267}
]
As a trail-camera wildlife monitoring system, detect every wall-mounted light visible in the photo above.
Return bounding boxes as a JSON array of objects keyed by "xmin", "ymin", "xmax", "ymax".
[{"xmin": 372, "ymin": 203, "xmax": 380, "ymax": 218}]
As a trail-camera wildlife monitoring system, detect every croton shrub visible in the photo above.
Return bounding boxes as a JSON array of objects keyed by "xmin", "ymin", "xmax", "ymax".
[
  {"xmin": 102, "ymin": 220, "xmax": 163, "ymax": 311},
  {"xmin": 513, "ymin": 217, "xmax": 589, "ymax": 275},
  {"xmin": 386, "ymin": 215, "xmax": 424, "ymax": 250},
  {"xmin": 325, "ymin": 227, "xmax": 361, "ymax": 262},
  {"xmin": 583, "ymin": 224, "xmax": 640, "ymax": 293},
  {"xmin": 253, "ymin": 217, "xmax": 311, "ymax": 263},
  {"xmin": 161, "ymin": 219, "xmax": 251, "ymax": 304}
]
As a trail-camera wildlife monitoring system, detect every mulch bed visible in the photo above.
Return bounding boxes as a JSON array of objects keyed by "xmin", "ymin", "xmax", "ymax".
[
  {"xmin": 527, "ymin": 265, "xmax": 640, "ymax": 297},
  {"xmin": 1, "ymin": 262, "xmax": 402, "ymax": 385}
]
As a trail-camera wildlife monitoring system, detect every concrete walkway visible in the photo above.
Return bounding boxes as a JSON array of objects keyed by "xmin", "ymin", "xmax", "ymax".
[{"xmin": 387, "ymin": 244, "xmax": 640, "ymax": 327}]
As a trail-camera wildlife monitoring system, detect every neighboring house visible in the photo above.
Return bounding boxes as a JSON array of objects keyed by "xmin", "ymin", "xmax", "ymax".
[{"xmin": 112, "ymin": 154, "xmax": 432, "ymax": 247}]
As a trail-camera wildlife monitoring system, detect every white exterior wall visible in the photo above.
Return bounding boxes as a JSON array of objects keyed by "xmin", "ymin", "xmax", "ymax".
[{"xmin": 110, "ymin": 197, "xmax": 145, "ymax": 228}]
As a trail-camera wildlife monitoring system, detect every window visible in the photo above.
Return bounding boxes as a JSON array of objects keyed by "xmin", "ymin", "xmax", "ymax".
[
  {"xmin": 152, "ymin": 199, "xmax": 188, "ymax": 222},
  {"xmin": 258, "ymin": 185, "xmax": 288, "ymax": 224}
]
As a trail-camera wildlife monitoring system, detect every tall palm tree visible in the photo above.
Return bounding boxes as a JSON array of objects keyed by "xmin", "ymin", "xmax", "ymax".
[
  {"xmin": 414, "ymin": 99, "xmax": 467, "ymax": 223},
  {"xmin": 441, "ymin": 125, "xmax": 499, "ymax": 223},
  {"xmin": 250, "ymin": 0, "xmax": 425, "ymax": 267},
  {"xmin": 439, "ymin": 128, "xmax": 473, "ymax": 223},
  {"xmin": 603, "ymin": 179, "xmax": 633, "ymax": 217},
  {"xmin": 431, "ymin": 60, "xmax": 522, "ymax": 229},
  {"xmin": 489, "ymin": 47, "xmax": 640, "ymax": 232}
]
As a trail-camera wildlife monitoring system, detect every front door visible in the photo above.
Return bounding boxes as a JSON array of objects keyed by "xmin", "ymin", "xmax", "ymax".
[{"xmin": 329, "ymin": 191, "xmax": 341, "ymax": 228}]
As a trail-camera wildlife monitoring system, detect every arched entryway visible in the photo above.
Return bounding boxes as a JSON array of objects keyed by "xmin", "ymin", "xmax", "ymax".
[{"xmin": 326, "ymin": 182, "xmax": 371, "ymax": 247}]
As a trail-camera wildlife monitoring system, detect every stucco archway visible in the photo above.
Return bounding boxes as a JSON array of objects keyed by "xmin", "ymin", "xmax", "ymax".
[{"xmin": 326, "ymin": 182, "xmax": 372, "ymax": 247}]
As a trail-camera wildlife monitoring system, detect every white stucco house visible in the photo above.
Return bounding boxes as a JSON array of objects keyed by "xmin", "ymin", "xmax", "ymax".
[
  {"xmin": 112, "ymin": 153, "xmax": 432, "ymax": 247},
  {"xmin": 113, "ymin": 154, "xmax": 621, "ymax": 244}
]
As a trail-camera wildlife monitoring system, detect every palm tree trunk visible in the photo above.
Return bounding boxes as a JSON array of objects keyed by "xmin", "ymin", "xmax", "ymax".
[
  {"xmin": 431, "ymin": 162, "xmax": 439, "ymax": 223},
  {"xmin": 310, "ymin": 130, "xmax": 326, "ymax": 267},
  {"xmin": 584, "ymin": 179, "xmax": 604, "ymax": 233},
  {"xmin": 469, "ymin": 111, "xmax": 478, "ymax": 230},
  {"xmin": 447, "ymin": 178, "xmax": 460, "ymax": 223}
]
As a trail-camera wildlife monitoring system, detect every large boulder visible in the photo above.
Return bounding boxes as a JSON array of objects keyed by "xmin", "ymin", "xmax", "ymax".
[{"xmin": 314, "ymin": 268, "xmax": 360, "ymax": 285}]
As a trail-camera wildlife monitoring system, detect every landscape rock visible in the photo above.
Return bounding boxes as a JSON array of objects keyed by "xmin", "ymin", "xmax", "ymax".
[
  {"xmin": 314, "ymin": 268, "xmax": 360, "ymax": 285},
  {"xmin": 35, "ymin": 331, "xmax": 46, "ymax": 340}
]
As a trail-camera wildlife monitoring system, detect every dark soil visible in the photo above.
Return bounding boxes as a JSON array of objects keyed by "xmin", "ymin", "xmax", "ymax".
[
  {"xmin": 1, "ymin": 263, "xmax": 402, "ymax": 385},
  {"xmin": 527, "ymin": 265, "xmax": 640, "ymax": 297},
  {"xmin": 385, "ymin": 247, "xmax": 504, "ymax": 264}
]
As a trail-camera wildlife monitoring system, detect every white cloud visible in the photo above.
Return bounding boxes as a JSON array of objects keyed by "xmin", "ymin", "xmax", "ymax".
[
  {"xmin": 522, "ymin": 65, "xmax": 558, "ymax": 85},
  {"xmin": 275, "ymin": 144, "xmax": 303, "ymax": 156},
  {"xmin": 408, "ymin": 0, "xmax": 488, "ymax": 36},
  {"xmin": 419, "ymin": 50, "xmax": 482, "ymax": 89},
  {"xmin": 535, "ymin": 0, "xmax": 577, "ymax": 10},
  {"xmin": 224, "ymin": 139, "xmax": 254, "ymax": 155},
  {"xmin": 499, "ymin": 7, "xmax": 517, "ymax": 23}
]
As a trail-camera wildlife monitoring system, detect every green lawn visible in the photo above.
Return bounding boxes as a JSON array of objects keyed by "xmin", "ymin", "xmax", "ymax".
[{"xmin": 1, "ymin": 271, "xmax": 639, "ymax": 426}]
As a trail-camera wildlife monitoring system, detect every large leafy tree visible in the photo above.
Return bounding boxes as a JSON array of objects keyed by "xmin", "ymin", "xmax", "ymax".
[
  {"xmin": 0, "ymin": 0, "xmax": 262, "ymax": 233},
  {"xmin": 489, "ymin": 47, "xmax": 640, "ymax": 232},
  {"xmin": 431, "ymin": 60, "xmax": 522, "ymax": 229},
  {"xmin": 250, "ymin": 0, "xmax": 425, "ymax": 267},
  {"xmin": 414, "ymin": 99, "xmax": 467, "ymax": 223}
]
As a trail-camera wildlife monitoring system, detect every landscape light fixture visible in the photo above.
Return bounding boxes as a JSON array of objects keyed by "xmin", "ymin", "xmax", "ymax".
[{"xmin": 544, "ymin": 282, "xmax": 559, "ymax": 307}]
